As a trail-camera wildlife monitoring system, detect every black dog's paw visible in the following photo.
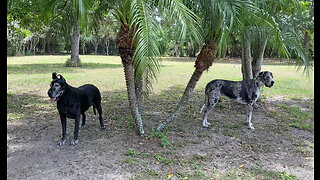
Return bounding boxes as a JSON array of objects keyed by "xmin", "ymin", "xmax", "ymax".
[
  {"xmin": 70, "ymin": 139, "xmax": 79, "ymax": 145},
  {"xmin": 81, "ymin": 125, "xmax": 86, "ymax": 129},
  {"xmin": 58, "ymin": 139, "xmax": 66, "ymax": 146},
  {"xmin": 100, "ymin": 125, "xmax": 106, "ymax": 130}
]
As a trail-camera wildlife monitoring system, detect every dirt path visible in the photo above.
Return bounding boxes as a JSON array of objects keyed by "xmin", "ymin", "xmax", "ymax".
[{"xmin": 7, "ymin": 92, "xmax": 314, "ymax": 179}]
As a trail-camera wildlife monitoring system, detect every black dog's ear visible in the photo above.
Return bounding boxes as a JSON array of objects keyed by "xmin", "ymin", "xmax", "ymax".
[
  {"xmin": 58, "ymin": 74, "xmax": 66, "ymax": 83},
  {"xmin": 52, "ymin": 72, "xmax": 58, "ymax": 79}
]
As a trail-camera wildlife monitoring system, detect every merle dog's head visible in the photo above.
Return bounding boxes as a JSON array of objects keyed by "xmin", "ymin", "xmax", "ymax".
[
  {"xmin": 257, "ymin": 71, "xmax": 275, "ymax": 87},
  {"xmin": 47, "ymin": 72, "xmax": 67, "ymax": 102}
]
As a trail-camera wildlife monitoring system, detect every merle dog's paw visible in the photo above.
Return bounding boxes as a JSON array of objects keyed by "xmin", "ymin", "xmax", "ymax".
[
  {"xmin": 248, "ymin": 124, "xmax": 255, "ymax": 130},
  {"xmin": 70, "ymin": 139, "xmax": 79, "ymax": 145},
  {"xmin": 58, "ymin": 139, "xmax": 66, "ymax": 146},
  {"xmin": 100, "ymin": 125, "xmax": 106, "ymax": 130},
  {"xmin": 81, "ymin": 125, "xmax": 86, "ymax": 129}
]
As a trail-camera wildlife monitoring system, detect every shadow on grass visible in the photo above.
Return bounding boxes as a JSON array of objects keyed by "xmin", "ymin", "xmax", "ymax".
[{"xmin": 7, "ymin": 63, "xmax": 123, "ymax": 75}]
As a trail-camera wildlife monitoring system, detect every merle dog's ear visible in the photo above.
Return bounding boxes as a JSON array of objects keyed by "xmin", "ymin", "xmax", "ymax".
[
  {"xmin": 258, "ymin": 71, "xmax": 264, "ymax": 77},
  {"xmin": 52, "ymin": 72, "xmax": 58, "ymax": 79}
]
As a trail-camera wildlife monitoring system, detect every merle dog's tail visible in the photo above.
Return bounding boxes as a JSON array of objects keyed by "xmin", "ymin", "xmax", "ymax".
[{"xmin": 93, "ymin": 106, "xmax": 97, "ymax": 115}]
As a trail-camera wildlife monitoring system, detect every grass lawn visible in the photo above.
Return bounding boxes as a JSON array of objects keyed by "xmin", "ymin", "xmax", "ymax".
[{"xmin": 7, "ymin": 55, "xmax": 314, "ymax": 99}]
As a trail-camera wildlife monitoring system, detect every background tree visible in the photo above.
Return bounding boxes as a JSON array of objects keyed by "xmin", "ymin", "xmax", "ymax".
[
  {"xmin": 43, "ymin": 0, "xmax": 97, "ymax": 66},
  {"xmin": 238, "ymin": 0, "xmax": 312, "ymax": 80}
]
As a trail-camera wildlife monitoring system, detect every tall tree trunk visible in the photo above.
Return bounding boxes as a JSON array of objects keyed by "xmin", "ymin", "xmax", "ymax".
[
  {"xmin": 116, "ymin": 24, "xmax": 144, "ymax": 135},
  {"xmin": 82, "ymin": 41, "xmax": 86, "ymax": 55},
  {"xmin": 252, "ymin": 38, "xmax": 268, "ymax": 78},
  {"xmin": 135, "ymin": 75, "xmax": 144, "ymax": 112},
  {"xmin": 105, "ymin": 37, "xmax": 110, "ymax": 56},
  {"xmin": 241, "ymin": 37, "xmax": 253, "ymax": 80},
  {"xmin": 157, "ymin": 42, "xmax": 217, "ymax": 131},
  {"xmin": 45, "ymin": 36, "xmax": 52, "ymax": 54},
  {"xmin": 304, "ymin": 30, "xmax": 311, "ymax": 56},
  {"xmin": 42, "ymin": 38, "xmax": 46, "ymax": 54},
  {"xmin": 93, "ymin": 39, "xmax": 98, "ymax": 55},
  {"xmin": 69, "ymin": 22, "xmax": 81, "ymax": 66}
]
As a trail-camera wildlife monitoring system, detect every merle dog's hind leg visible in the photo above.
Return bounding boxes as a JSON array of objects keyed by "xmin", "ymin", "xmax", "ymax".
[
  {"xmin": 96, "ymin": 103, "xmax": 105, "ymax": 129},
  {"xmin": 202, "ymin": 96, "xmax": 219, "ymax": 128},
  {"xmin": 246, "ymin": 104, "xmax": 254, "ymax": 130},
  {"xmin": 71, "ymin": 115, "xmax": 80, "ymax": 145},
  {"xmin": 58, "ymin": 113, "xmax": 67, "ymax": 146},
  {"xmin": 81, "ymin": 112, "xmax": 86, "ymax": 129}
]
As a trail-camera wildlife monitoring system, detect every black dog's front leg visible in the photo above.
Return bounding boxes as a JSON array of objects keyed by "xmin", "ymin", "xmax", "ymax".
[
  {"xmin": 71, "ymin": 115, "xmax": 81, "ymax": 145},
  {"xmin": 58, "ymin": 113, "xmax": 67, "ymax": 146}
]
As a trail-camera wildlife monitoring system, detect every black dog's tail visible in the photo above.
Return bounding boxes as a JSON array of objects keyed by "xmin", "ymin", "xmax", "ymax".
[{"xmin": 93, "ymin": 106, "xmax": 97, "ymax": 115}]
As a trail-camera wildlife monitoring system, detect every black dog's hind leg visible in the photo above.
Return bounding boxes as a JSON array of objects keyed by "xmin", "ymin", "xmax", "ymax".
[
  {"xmin": 58, "ymin": 113, "xmax": 67, "ymax": 146},
  {"xmin": 93, "ymin": 106, "xmax": 96, "ymax": 115},
  {"xmin": 71, "ymin": 115, "xmax": 80, "ymax": 145},
  {"xmin": 96, "ymin": 104, "xmax": 105, "ymax": 129},
  {"xmin": 81, "ymin": 112, "xmax": 86, "ymax": 129}
]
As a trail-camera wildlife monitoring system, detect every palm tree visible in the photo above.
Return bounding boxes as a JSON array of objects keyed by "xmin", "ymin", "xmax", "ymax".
[
  {"xmin": 238, "ymin": 0, "xmax": 312, "ymax": 80},
  {"xmin": 157, "ymin": 0, "xmax": 257, "ymax": 131},
  {"xmin": 95, "ymin": 0, "xmax": 202, "ymax": 135}
]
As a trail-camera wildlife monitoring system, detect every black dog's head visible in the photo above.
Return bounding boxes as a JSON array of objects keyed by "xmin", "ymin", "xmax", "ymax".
[
  {"xmin": 48, "ymin": 72, "xmax": 68, "ymax": 102},
  {"xmin": 257, "ymin": 71, "xmax": 275, "ymax": 88}
]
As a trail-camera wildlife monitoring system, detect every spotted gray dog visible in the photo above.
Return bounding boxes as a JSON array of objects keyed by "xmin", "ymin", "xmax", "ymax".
[{"xmin": 200, "ymin": 71, "xmax": 274, "ymax": 130}]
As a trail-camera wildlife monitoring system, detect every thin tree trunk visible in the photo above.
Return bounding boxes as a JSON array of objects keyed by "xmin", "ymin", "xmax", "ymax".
[
  {"xmin": 105, "ymin": 38, "xmax": 110, "ymax": 56},
  {"xmin": 304, "ymin": 30, "xmax": 311, "ymax": 56},
  {"xmin": 135, "ymin": 75, "xmax": 144, "ymax": 112},
  {"xmin": 252, "ymin": 38, "xmax": 268, "ymax": 78},
  {"xmin": 93, "ymin": 39, "xmax": 98, "ymax": 55},
  {"xmin": 70, "ymin": 22, "xmax": 81, "ymax": 66},
  {"xmin": 82, "ymin": 42, "xmax": 86, "ymax": 55},
  {"xmin": 116, "ymin": 24, "xmax": 144, "ymax": 135},
  {"xmin": 157, "ymin": 42, "xmax": 217, "ymax": 131},
  {"xmin": 42, "ymin": 38, "xmax": 46, "ymax": 54},
  {"xmin": 241, "ymin": 37, "xmax": 253, "ymax": 80}
]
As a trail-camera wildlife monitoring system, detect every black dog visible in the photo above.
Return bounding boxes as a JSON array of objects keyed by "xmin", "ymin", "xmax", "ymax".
[{"xmin": 48, "ymin": 72, "xmax": 105, "ymax": 145}]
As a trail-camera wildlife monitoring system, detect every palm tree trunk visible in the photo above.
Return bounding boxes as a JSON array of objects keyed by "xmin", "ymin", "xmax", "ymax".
[
  {"xmin": 116, "ymin": 24, "xmax": 144, "ymax": 135},
  {"xmin": 157, "ymin": 43, "xmax": 217, "ymax": 131},
  {"xmin": 241, "ymin": 37, "xmax": 253, "ymax": 80},
  {"xmin": 135, "ymin": 75, "xmax": 144, "ymax": 112},
  {"xmin": 252, "ymin": 38, "xmax": 268, "ymax": 78},
  {"xmin": 70, "ymin": 22, "xmax": 81, "ymax": 66}
]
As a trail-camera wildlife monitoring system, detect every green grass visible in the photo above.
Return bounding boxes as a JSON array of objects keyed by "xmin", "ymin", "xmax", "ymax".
[
  {"xmin": 7, "ymin": 55, "xmax": 313, "ymax": 99},
  {"xmin": 266, "ymin": 103, "xmax": 314, "ymax": 131}
]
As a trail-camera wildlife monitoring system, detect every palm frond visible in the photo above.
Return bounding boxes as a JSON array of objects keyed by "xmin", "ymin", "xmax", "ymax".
[
  {"xmin": 158, "ymin": 0, "xmax": 203, "ymax": 46},
  {"xmin": 131, "ymin": 0, "xmax": 162, "ymax": 94}
]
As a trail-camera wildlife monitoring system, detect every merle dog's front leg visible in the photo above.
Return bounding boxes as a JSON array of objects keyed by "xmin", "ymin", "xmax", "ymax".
[
  {"xmin": 71, "ymin": 115, "xmax": 80, "ymax": 145},
  {"xmin": 58, "ymin": 113, "xmax": 67, "ymax": 146},
  {"xmin": 246, "ymin": 104, "xmax": 254, "ymax": 130}
]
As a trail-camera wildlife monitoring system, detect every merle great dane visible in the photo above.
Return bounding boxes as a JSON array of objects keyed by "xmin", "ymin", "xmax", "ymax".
[
  {"xmin": 48, "ymin": 72, "xmax": 105, "ymax": 145},
  {"xmin": 200, "ymin": 71, "xmax": 274, "ymax": 130}
]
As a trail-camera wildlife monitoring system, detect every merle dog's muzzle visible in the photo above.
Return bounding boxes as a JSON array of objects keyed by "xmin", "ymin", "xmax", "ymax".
[{"xmin": 267, "ymin": 81, "xmax": 275, "ymax": 87}]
